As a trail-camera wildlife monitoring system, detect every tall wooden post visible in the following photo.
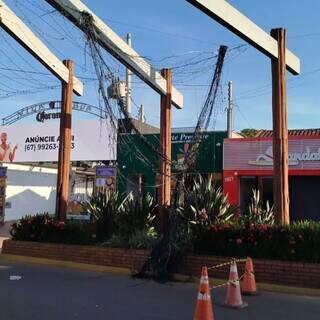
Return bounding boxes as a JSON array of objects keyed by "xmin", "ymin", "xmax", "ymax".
[
  {"xmin": 271, "ymin": 28, "xmax": 290, "ymax": 224},
  {"xmin": 159, "ymin": 69, "xmax": 172, "ymax": 206},
  {"xmin": 56, "ymin": 60, "xmax": 74, "ymax": 221}
]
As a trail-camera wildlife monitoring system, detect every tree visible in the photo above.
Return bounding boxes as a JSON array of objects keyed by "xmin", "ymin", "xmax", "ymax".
[{"xmin": 240, "ymin": 128, "xmax": 259, "ymax": 138}]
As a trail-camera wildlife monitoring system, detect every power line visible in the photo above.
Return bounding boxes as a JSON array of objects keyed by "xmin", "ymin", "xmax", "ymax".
[
  {"xmin": 104, "ymin": 17, "xmax": 237, "ymax": 47},
  {"xmin": 0, "ymin": 85, "xmax": 60, "ymax": 99},
  {"xmin": 235, "ymin": 67, "xmax": 320, "ymax": 101},
  {"xmin": 233, "ymin": 102, "xmax": 255, "ymax": 129}
]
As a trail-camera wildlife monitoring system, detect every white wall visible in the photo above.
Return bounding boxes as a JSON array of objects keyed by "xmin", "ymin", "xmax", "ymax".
[{"xmin": 4, "ymin": 164, "xmax": 57, "ymax": 222}]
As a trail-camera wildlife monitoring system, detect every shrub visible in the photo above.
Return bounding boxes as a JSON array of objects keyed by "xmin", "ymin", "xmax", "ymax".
[
  {"xmin": 178, "ymin": 176, "xmax": 238, "ymax": 243},
  {"xmin": 11, "ymin": 191, "xmax": 158, "ymax": 248},
  {"xmin": 117, "ymin": 193, "xmax": 156, "ymax": 240},
  {"xmin": 83, "ymin": 191, "xmax": 157, "ymax": 242},
  {"xmin": 10, "ymin": 213, "xmax": 52, "ymax": 242},
  {"xmin": 184, "ymin": 176, "xmax": 238, "ymax": 224},
  {"xmin": 127, "ymin": 229, "xmax": 158, "ymax": 249},
  {"xmin": 82, "ymin": 191, "xmax": 129, "ymax": 241},
  {"xmin": 136, "ymin": 206, "xmax": 188, "ymax": 279},
  {"xmin": 240, "ymin": 189, "xmax": 275, "ymax": 226},
  {"xmin": 136, "ymin": 178, "xmax": 240, "ymax": 279},
  {"xmin": 193, "ymin": 221, "xmax": 320, "ymax": 263},
  {"xmin": 10, "ymin": 213, "xmax": 95, "ymax": 245},
  {"xmin": 101, "ymin": 193, "xmax": 158, "ymax": 250},
  {"xmin": 103, "ymin": 229, "xmax": 158, "ymax": 250}
]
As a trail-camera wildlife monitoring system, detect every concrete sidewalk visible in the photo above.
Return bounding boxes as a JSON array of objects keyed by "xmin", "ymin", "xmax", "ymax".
[
  {"xmin": 0, "ymin": 221, "xmax": 12, "ymax": 236},
  {"xmin": 0, "ymin": 221, "xmax": 11, "ymax": 251}
]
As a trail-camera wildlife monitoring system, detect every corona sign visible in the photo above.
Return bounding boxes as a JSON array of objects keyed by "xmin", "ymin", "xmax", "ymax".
[{"xmin": 0, "ymin": 119, "xmax": 117, "ymax": 163}]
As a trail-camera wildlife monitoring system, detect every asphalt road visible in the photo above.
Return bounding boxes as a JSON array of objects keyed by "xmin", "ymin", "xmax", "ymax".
[{"xmin": 0, "ymin": 260, "xmax": 319, "ymax": 320}]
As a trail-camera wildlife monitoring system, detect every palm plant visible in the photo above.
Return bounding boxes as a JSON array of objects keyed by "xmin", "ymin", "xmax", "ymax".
[
  {"xmin": 136, "ymin": 177, "xmax": 238, "ymax": 280},
  {"xmin": 83, "ymin": 191, "xmax": 129, "ymax": 240},
  {"xmin": 184, "ymin": 176, "xmax": 238, "ymax": 226},
  {"xmin": 243, "ymin": 189, "xmax": 275, "ymax": 225},
  {"xmin": 118, "ymin": 192, "xmax": 156, "ymax": 239}
]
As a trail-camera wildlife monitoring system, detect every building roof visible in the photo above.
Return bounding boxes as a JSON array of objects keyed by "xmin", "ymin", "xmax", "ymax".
[
  {"xmin": 172, "ymin": 127, "xmax": 207, "ymax": 133},
  {"xmin": 171, "ymin": 128, "xmax": 243, "ymax": 138},
  {"xmin": 118, "ymin": 118, "xmax": 159, "ymax": 134},
  {"xmin": 255, "ymin": 129, "xmax": 320, "ymax": 138}
]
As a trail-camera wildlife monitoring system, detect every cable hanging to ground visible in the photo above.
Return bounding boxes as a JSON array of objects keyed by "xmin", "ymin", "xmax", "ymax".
[
  {"xmin": 137, "ymin": 46, "xmax": 228, "ymax": 280},
  {"xmin": 78, "ymin": 10, "xmax": 177, "ymax": 180},
  {"xmin": 171, "ymin": 45, "xmax": 228, "ymax": 208}
]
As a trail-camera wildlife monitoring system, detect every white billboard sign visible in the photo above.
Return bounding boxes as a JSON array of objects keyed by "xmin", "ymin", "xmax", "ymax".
[{"xmin": 0, "ymin": 119, "xmax": 116, "ymax": 162}]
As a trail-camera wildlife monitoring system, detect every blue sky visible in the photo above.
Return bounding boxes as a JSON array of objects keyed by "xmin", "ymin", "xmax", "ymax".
[{"xmin": 1, "ymin": 0, "xmax": 320, "ymax": 131}]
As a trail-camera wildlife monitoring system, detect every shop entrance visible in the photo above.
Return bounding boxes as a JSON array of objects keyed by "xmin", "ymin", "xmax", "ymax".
[
  {"xmin": 240, "ymin": 175, "xmax": 320, "ymax": 221},
  {"xmin": 289, "ymin": 176, "xmax": 320, "ymax": 221},
  {"xmin": 240, "ymin": 176, "xmax": 273, "ymax": 213}
]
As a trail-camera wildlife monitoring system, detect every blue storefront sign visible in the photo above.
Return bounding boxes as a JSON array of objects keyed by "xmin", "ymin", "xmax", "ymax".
[{"xmin": 0, "ymin": 167, "xmax": 7, "ymax": 177}]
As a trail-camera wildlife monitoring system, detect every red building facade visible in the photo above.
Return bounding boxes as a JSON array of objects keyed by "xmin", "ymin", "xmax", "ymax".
[{"xmin": 223, "ymin": 134, "xmax": 320, "ymax": 221}]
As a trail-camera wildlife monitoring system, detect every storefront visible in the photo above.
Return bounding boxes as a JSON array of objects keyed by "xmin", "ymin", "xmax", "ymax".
[
  {"xmin": 223, "ymin": 134, "xmax": 320, "ymax": 221},
  {"xmin": 117, "ymin": 130, "xmax": 240, "ymax": 198}
]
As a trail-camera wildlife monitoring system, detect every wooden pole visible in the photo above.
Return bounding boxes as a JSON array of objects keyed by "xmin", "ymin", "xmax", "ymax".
[
  {"xmin": 271, "ymin": 28, "xmax": 290, "ymax": 224},
  {"xmin": 56, "ymin": 60, "xmax": 74, "ymax": 221},
  {"xmin": 159, "ymin": 69, "xmax": 172, "ymax": 206}
]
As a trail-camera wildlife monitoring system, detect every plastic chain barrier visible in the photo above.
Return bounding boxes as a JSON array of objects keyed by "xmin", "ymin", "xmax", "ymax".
[
  {"xmin": 207, "ymin": 258, "xmax": 247, "ymax": 270},
  {"xmin": 209, "ymin": 273, "xmax": 245, "ymax": 290}
]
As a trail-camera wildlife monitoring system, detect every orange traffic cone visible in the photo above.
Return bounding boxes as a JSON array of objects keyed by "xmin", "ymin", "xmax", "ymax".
[
  {"xmin": 225, "ymin": 261, "xmax": 248, "ymax": 309},
  {"xmin": 194, "ymin": 267, "xmax": 214, "ymax": 320},
  {"xmin": 241, "ymin": 257, "xmax": 257, "ymax": 295}
]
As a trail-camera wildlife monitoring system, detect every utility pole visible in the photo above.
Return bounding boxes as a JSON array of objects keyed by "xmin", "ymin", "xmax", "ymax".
[
  {"xmin": 125, "ymin": 33, "xmax": 132, "ymax": 115},
  {"xmin": 56, "ymin": 60, "xmax": 74, "ymax": 221},
  {"xmin": 159, "ymin": 69, "xmax": 172, "ymax": 207},
  {"xmin": 187, "ymin": 1, "xmax": 299, "ymax": 225},
  {"xmin": 271, "ymin": 28, "xmax": 290, "ymax": 224},
  {"xmin": 138, "ymin": 105, "xmax": 145, "ymax": 123},
  {"xmin": 227, "ymin": 81, "xmax": 233, "ymax": 138}
]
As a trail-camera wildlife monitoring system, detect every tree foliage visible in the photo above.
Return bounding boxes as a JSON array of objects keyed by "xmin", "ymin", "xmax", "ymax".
[{"xmin": 240, "ymin": 128, "xmax": 259, "ymax": 137}]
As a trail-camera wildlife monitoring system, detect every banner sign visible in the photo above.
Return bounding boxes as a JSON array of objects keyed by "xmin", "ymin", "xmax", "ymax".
[
  {"xmin": 0, "ymin": 119, "xmax": 116, "ymax": 163},
  {"xmin": 96, "ymin": 166, "xmax": 116, "ymax": 177},
  {"xmin": 224, "ymin": 138, "xmax": 320, "ymax": 170},
  {"xmin": 0, "ymin": 167, "xmax": 7, "ymax": 225},
  {"xmin": 95, "ymin": 166, "xmax": 116, "ymax": 191},
  {"xmin": 0, "ymin": 167, "xmax": 7, "ymax": 177}
]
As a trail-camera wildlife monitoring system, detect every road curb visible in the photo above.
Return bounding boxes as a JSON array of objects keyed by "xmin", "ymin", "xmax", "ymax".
[
  {"xmin": 1, "ymin": 253, "xmax": 320, "ymax": 297},
  {"xmin": 174, "ymin": 273, "xmax": 320, "ymax": 297},
  {"xmin": 255, "ymin": 282, "xmax": 320, "ymax": 297},
  {"xmin": 0, "ymin": 254, "xmax": 132, "ymax": 276}
]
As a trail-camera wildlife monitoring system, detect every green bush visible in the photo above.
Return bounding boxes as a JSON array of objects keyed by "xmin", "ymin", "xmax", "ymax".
[
  {"xmin": 82, "ymin": 191, "xmax": 129, "ymax": 241},
  {"xmin": 176, "ymin": 176, "xmax": 238, "ymax": 247},
  {"xmin": 117, "ymin": 193, "xmax": 156, "ymax": 240},
  {"xmin": 183, "ymin": 176, "xmax": 238, "ymax": 225},
  {"xmin": 10, "ymin": 187, "xmax": 320, "ymax": 265},
  {"xmin": 193, "ymin": 221, "xmax": 320, "ymax": 263},
  {"xmin": 10, "ymin": 213, "xmax": 95, "ymax": 245},
  {"xmin": 240, "ymin": 189, "xmax": 275, "ymax": 225},
  {"xmin": 103, "ymin": 229, "xmax": 158, "ymax": 250},
  {"xmin": 10, "ymin": 191, "xmax": 158, "ymax": 248},
  {"xmin": 10, "ymin": 213, "xmax": 52, "ymax": 242}
]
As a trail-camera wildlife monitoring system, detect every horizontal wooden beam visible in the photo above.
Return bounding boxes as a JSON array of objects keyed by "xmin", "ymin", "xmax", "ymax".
[
  {"xmin": 0, "ymin": 0, "xmax": 83, "ymax": 96},
  {"xmin": 44, "ymin": 0, "xmax": 183, "ymax": 108},
  {"xmin": 187, "ymin": 0, "xmax": 300, "ymax": 75}
]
